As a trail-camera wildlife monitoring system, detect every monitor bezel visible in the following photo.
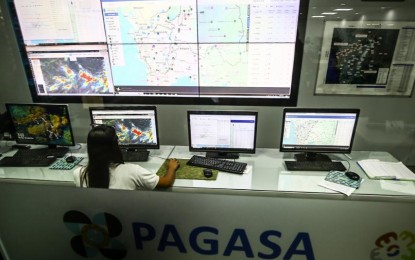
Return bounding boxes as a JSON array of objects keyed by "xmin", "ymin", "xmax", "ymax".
[
  {"xmin": 88, "ymin": 106, "xmax": 160, "ymax": 150},
  {"xmin": 187, "ymin": 110, "xmax": 258, "ymax": 155},
  {"xmin": 7, "ymin": 0, "xmax": 309, "ymax": 106},
  {"xmin": 5, "ymin": 103, "xmax": 76, "ymax": 147},
  {"xmin": 279, "ymin": 108, "xmax": 360, "ymax": 154}
]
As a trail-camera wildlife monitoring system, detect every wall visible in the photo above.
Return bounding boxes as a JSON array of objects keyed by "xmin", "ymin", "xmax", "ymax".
[{"xmin": 0, "ymin": 0, "xmax": 414, "ymax": 165}]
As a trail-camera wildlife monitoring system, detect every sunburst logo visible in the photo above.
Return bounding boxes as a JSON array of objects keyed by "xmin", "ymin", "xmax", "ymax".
[
  {"xmin": 370, "ymin": 231, "xmax": 415, "ymax": 260},
  {"xmin": 63, "ymin": 210, "xmax": 127, "ymax": 259}
]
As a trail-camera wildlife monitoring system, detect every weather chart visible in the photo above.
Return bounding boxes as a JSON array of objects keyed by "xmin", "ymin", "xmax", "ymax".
[{"xmin": 13, "ymin": 0, "xmax": 302, "ymax": 99}]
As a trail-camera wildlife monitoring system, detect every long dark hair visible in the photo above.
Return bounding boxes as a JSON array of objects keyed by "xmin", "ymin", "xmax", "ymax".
[{"xmin": 81, "ymin": 125, "xmax": 124, "ymax": 188}]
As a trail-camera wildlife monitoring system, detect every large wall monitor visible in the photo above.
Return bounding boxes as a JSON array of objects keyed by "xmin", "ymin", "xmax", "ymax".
[
  {"xmin": 187, "ymin": 110, "xmax": 258, "ymax": 158},
  {"xmin": 6, "ymin": 103, "xmax": 75, "ymax": 147},
  {"xmin": 8, "ymin": 0, "xmax": 308, "ymax": 106},
  {"xmin": 280, "ymin": 108, "xmax": 360, "ymax": 162},
  {"xmin": 89, "ymin": 106, "xmax": 160, "ymax": 150}
]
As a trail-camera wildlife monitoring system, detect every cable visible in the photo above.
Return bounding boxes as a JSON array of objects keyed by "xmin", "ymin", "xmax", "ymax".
[{"xmin": 344, "ymin": 160, "xmax": 351, "ymax": 172}]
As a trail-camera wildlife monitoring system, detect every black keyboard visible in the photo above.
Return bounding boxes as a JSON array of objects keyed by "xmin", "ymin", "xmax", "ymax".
[
  {"xmin": 121, "ymin": 150, "xmax": 150, "ymax": 162},
  {"xmin": 13, "ymin": 147, "xmax": 69, "ymax": 158},
  {"xmin": 187, "ymin": 155, "xmax": 247, "ymax": 174},
  {"xmin": 0, "ymin": 156, "xmax": 56, "ymax": 167},
  {"xmin": 285, "ymin": 160, "xmax": 346, "ymax": 171}
]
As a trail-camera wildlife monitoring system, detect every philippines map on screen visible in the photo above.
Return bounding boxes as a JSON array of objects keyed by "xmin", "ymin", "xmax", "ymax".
[{"xmin": 13, "ymin": 0, "xmax": 302, "ymax": 100}]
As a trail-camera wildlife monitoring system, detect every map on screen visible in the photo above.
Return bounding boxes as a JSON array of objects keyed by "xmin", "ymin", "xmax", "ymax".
[{"xmin": 11, "ymin": 0, "xmax": 305, "ymax": 104}]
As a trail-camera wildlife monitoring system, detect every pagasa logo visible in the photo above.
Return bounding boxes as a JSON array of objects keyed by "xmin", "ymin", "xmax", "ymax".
[{"xmin": 63, "ymin": 210, "xmax": 127, "ymax": 259}]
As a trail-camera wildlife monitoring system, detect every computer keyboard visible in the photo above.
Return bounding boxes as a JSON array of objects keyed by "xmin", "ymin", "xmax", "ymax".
[
  {"xmin": 13, "ymin": 147, "xmax": 69, "ymax": 158},
  {"xmin": 121, "ymin": 150, "xmax": 150, "ymax": 162},
  {"xmin": 187, "ymin": 155, "xmax": 247, "ymax": 174},
  {"xmin": 284, "ymin": 160, "xmax": 346, "ymax": 171},
  {"xmin": 0, "ymin": 156, "xmax": 57, "ymax": 167}
]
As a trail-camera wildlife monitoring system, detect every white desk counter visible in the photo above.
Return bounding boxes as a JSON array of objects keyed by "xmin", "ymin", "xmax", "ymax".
[
  {"xmin": 0, "ymin": 143, "xmax": 174, "ymax": 184},
  {"xmin": 169, "ymin": 146, "xmax": 415, "ymax": 200},
  {"xmin": 1, "ymin": 144, "xmax": 414, "ymax": 200},
  {"xmin": 2, "ymin": 144, "xmax": 415, "ymax": 259}
]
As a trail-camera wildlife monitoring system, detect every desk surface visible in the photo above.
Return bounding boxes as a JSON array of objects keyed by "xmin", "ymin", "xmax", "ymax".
[{"xmin": 1, "ymin": 143, "xmax": 414, "ymax": 200}]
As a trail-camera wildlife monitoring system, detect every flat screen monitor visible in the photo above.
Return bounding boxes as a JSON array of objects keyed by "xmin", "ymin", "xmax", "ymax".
[
  {"xmin": 5, "ymin": 103, "xmax": 75, "ymax": 147},
  {"xmin": 89, "ymin": 106, "xmax": 159, "ymax": 150},
  {"xmin": 187, "ymin": 110, "xmax": 258, "ymax": 158},
  {"xmin": 280, "ymin": 108, "xmax": 360, "ymax": 161},
  {"xmin": 8, "ymin": 0, "xmax": 309, "ymax": 106}
]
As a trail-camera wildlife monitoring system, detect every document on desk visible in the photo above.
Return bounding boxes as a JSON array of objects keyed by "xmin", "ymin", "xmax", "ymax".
[
  {"xmin": 319, "ymin": 180, "xmax": 356, "ymax": 196},
  {"xmin": 357, "ymin": 159, "xmax": 415, "ymax": 181}
]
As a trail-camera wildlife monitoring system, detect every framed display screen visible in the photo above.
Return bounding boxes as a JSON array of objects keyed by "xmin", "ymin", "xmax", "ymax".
[
  {"xmin": 8, "ymin": 0, "xmax": 308, "ymax": 106},
  {"xmin": 315, "ymin": 21, "xmax": 415, "ymax": 97}
]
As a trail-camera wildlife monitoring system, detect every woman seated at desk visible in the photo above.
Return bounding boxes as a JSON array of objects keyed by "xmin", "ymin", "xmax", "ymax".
[{"xmin": 73, "ymin": 125, "xmax": 179, "ymax": 190}]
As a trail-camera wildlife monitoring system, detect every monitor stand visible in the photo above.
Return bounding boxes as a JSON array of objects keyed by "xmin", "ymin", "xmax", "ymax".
[
  {"xmin": 121, "ymin": 148, "xmax": 150, "ymax": 162},
  {"xmin": 44, "ymin": 145, "xmax": 70, "ymax": 157},
  {"xmin": 206, "ymin": 151, "xmax": 239, "ymax": 159},
  {"xmin": 294, "ymin": 152, "xmax": 331, "ymax": 162}
]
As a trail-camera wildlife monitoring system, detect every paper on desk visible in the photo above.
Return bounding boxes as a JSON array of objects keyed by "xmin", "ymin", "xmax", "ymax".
[
  {"xmin": 357, "ymin": 159, "xmax": 415, "ymax": 180},
  {"xmin": 380, "ymin": 180, "xmax": 415, "ymax": 195},
  {"xmin": 319, "ymin": 180, "xmax": 356, "ymax": 196}
]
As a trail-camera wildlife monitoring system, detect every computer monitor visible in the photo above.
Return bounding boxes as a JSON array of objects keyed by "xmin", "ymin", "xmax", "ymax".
[
  {"xmin": 5, "ymin": 103, "xmax": 75, "ymax": 148},
  {"xmin": 187, "ymin": 110, "xmax": 258, "ymax": 159},
  {"xmin": 280, "ymin": 108, "xmax": 360, "ymax": 161},
  {"xmin": 89, "ymin": 106, "xmax": 159, "ymax": 151},
  {"xmin": 8, "ymin": 0, "xmax": 309, "ymax": 106}
]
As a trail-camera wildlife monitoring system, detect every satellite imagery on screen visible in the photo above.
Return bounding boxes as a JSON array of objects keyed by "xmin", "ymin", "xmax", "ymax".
[
  {"xmin": 8, "ymin": 105, "xmax": 73, "ymax": 145},
  {"xmin": 99, "ymin": 118, "xmax": 156, "ymax": 146}
]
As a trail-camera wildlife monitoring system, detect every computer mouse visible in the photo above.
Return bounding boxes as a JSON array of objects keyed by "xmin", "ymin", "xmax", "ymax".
[
  {"xmin": 345, "ymin": 171, "xmax": 360, "ymax": 181},
  {"xmin": 65, "ymin": 156, "xmax": 76, "ymax": 163},
  {"xmin": 203, "ymin": 168, "xmax": 213, "ymax": 178}
]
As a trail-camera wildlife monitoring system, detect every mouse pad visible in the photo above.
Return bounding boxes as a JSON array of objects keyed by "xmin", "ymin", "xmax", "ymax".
[
  {"xmin": 325, "ymin": 170, "xmax": 362, "ymax": 189},
  {"xmin": 49, "ymin": 156, "xmax": 84, "ymax": 170},
  {"xmin": 156, "ymin": 159, "xmax": 218, "ymax": 180}
]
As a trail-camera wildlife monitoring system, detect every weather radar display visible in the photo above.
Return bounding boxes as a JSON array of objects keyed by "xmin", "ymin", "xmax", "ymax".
[
  {"xmin": 7, "ymin": 104, "xmax": 74, "ymax": 146},
  {"xmin": 40, "ymin": 57, "xmax": 110, "ymax": 94},
  {"xmin": 101, "ymin": 118, "xmax": 156, "ymax": 146}
]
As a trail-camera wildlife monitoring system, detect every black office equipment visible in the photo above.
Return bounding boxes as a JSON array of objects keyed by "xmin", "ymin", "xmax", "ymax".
[
  {"xmin": 345, "ymin": 171, "xmax": 361, "ymax": 181},
  {"xmin": 90, "ymin": 106, "xmax": 160, "ymax": 162},
  {"xmin": 65, "ymin": 156, "xmax": 76, "ymax": 163},
  {"xmin": 187, "ymin": 155, "xmax": 247, "ymax": 174},
  {"xmin": 11, "ymin": 144, "xmax": 31, "ymax": 149},
  {"xmin": 13, "ymin": 147, "xmax": 69, "ymax": 159},
  {"xmin": 203, "ymin": 168, "xmax": 213, "ymax": 178},
  {"xmin": 0, "ymin": 156, "xmax": 56, "ymax": 167},
  {"xmin": 284, "ymin": 160, "xmax": 346, "ymax": 171},
  {"xmin": 121, "ymin": 150, "xmax": 150, "ymax": 162},
  {"xmin": 187, "ymin": 110, "xmax": 258, "ymax": 159}
]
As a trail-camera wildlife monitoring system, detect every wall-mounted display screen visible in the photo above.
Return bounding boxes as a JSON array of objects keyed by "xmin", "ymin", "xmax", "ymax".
[{"xmin": 9, "ymin": 0, "xmax": 308, "ymax": 105}]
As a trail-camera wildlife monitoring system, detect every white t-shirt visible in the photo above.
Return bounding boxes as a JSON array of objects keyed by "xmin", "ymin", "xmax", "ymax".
[{"xmin": 73, "ymin": 163, "xmax": 159, "ymax": 190}]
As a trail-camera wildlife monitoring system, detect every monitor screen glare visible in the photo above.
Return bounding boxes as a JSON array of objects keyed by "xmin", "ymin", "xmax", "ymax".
[
  {"xmin": 89, "ymin": 107, "xmax": 159, "ymax": 149},
  {"xmin": 188, "ymin": 111, "xmax": 258, "ymax": 158}
]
